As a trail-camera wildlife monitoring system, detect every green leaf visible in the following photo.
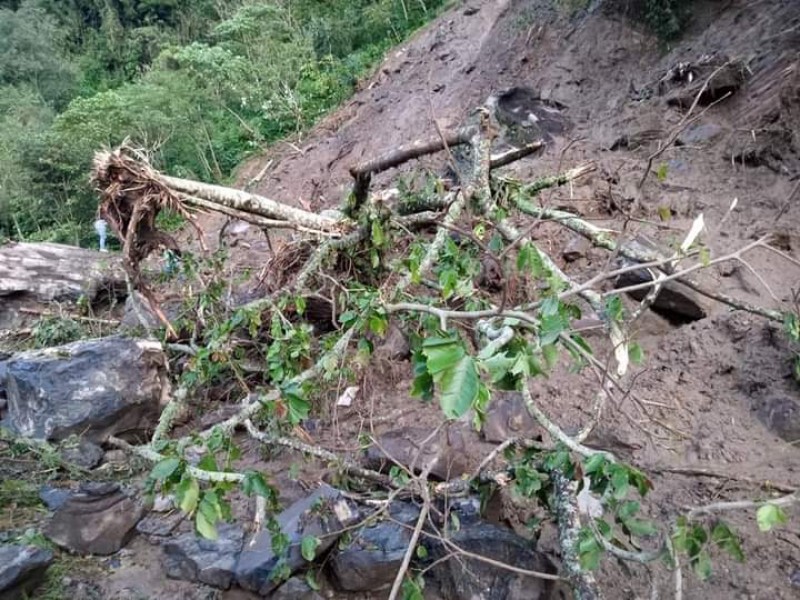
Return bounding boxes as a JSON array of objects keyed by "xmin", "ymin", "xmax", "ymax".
[
  {"xmin": 295, "ymin": 296, "xmax": 306, "ymax": 315},
  {"xmin": 305, "ymin": 571, "xmax": 321, "ymax": 591},
  {"xmin": 584, "ymin": 453, "xmax": 608, "ymax": 475},
  {"xmin": 368, "ymin": 313, "xmax": 388, "ymax": 337},
  {"xmin": 177, "ymin": 476, "xmax": 200, "ymax": 514},
  {"xmin": 542, "ymin": 343, "xmax": 559, "ymax": 369},
  {"xmin": 691, "ymin": 549, "xmax": 712, "ymax": 580},
  {"xmin": 421, "ymin": 337, "xmax": 465, "ymax": 374},
  {"xmin": 242, "ymin": 471, "xmax": 274, "ymax": 501},
  {"xmin": 518, "ymin": 242, "xmax": 546, "ymax": 278},
  {"xmin": 450, "ymin": 512, "xmax": 461, "ymax": 532},
  {"xmin": 151, "ymin": 457, "xmax": 181, "ymax": 481},
  {"xmin": 416, "ymin": 544, "xmax": 429, "ymax": 559},
  {"xmin": 438, "ymin": 269, "xmax": 459, "ymax": 299},
  {"xmin": 401, "ymin": 575, "xmax": 424, "ymax": 600},
  {"xmin": 609, "ymin": 466, "xmax": 630, "ymax": 500},
  {"xmin": 197, "ymin": 454, "xmax": 219, "ymax": 472},
  {"xmin": 196, "ymin": 509, "xmax": 218, "ymax": 540},
  {"xmin": 617, "ymin": 501, "xmax": 640, "ymax": 520},
  {"xmin": 698, "ymin": 246, "xmax": 710, "ymax": 266},
  {"xmin": 623, "ymin": 518, "xmax": 657, "ymax": 537},
  {"xmin": 656, "ymin": 163, "xmax": 669, "ymax": 182},
  {"xmin": 657, "ymin": 206, "xmax": 672, "ymax": 222},
  {"xmin": 338, "ymin": 310, "xmax": 358, "ymax": 326},
  {"xmin": 628, "ymin": 342, "xmax": 644, "ymax": 365},
  {"xmin": 539, "ymin": 313, "xmax": 566, "ymax": 346},
  {"xmin": 711, "ymin": 522, "xmax": 744, "ymax": 562},
  {"xmin": 480, "ymin": 352, "xmax": 515, "ymax": 383},
  {"xmin": 604, "ymin": 296, "xmax": 623, "ymax": 323},
  {"xmin": 540, "ymin": 296, "xmax": 560, "ymax": 317},
  {"xmin": 756, "ymin": 503, "xmax": 787, "ymax": 532},
  {"xmin": 301, "ymin": 535, "xmax": 321, "ymax": 562},
  {"xmin": 578, "ymin": 530, "xmax": 603, "ymax": 570},
  {"xmin": 371, "ymin": 220, "xmax": 386, "ymax": 246},
  {"xmin": 436, "ymin": 354, "xmax": 479, "ymax": 419}
]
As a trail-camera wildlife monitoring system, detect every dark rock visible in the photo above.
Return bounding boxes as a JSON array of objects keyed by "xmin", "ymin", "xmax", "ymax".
[
  {"xmin": 271, "ymin": 576, "xmax": 325, "ymax": 600},
  {"xmin": 490, "ymin": 87, "xmax": 570, "ymax": 147},
  {"xmin": 364, "ymin": 424, "xmax": 492, "ymax": 480},
  {"xmin": 163, "ymin": 523, "xmax": 244, "ymax": 589},
  {"xmin": 136, "ymin": 511, "xmax": 184, "ymax": 538},
  {"xmin": 482, "ymin": 391, "xmax": 539, "ymax": 444},
  {"xmin": 120, "ymin": 291, "xmax": 182, "ymax": 333},
  {"xmin": 609, "ymin": 129, "xmax": 664, "ymax": 151},
  {"xmin": 753, "ymin": 395, "xmax": 800, "ymax": 442},
  {"xmin": 374, "ymin": 323, "xmax": 411, "ymax": 360},
  {"xmin": 428, "ymin": 522, "xmax": 557, "ymax": 600},
  {"xmin": 561, "ymin": 236, "xmax": 591, "ymax": 263},
  {"xmin": 60, "ymin": 439, "xmax": 104, "ymax": 469},
  {"xmin": 330, "ymin": 502, "xmax": 420, "ymax": 592},
  {"xmin": 442, "ymin": 495, "xmax": 482, "ymax": 527},
  {"xmin": 44, "ymin": 482, "xmax": 144, "ymax": 555},
  {"xmin": 664, "ymin": 58, "xmax": 747, "ymax": 109},
  {"xmin": 39, "ymin": 486, "xmax": 71, "ymax": 511},
  {"xmin": 0, "ymin": 544, "xmax": 54, "ymax": 600},
  {"xmin": 4, "ymin": 336, "xmax": 169, "ymax": 443},
  {"xmin": 615, "ymin": 266, "xmax": 707, "ymax": 323},
  {"xmin": 727, "ymin": 129, "xmax": 794, "ymax": 173},
  {"xmin": 677, "ymin": 122, "xmax": 723, "ymax": 145},
  {"xmin": 235, "ymin": 484, "xmax": 360, "ymax": 596}
]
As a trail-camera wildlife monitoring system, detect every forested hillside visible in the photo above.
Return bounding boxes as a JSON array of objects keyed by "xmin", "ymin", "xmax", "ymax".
[{"xmin": 0, "ymin": 0, "xmax": 448, "ymax": 245}]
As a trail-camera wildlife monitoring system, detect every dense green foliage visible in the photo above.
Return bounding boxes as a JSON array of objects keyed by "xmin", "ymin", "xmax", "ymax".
[{"xmin": 0, "ymin": 0, "xmax": 449, "ymax": 245}]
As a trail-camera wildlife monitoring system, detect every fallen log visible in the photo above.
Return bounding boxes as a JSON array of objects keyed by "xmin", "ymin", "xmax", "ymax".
[{"xmin": 0, "ymin": 241, "xmax": 126, "ymax": 328}]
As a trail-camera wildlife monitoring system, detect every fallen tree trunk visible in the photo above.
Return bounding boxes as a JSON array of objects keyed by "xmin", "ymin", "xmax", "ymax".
[{"xmin": 0, "ymin": 241, "xmax": 126, "ymax": 328}]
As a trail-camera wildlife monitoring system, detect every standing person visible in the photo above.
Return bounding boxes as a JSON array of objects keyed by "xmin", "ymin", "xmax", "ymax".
[{"xmin": 94, "ymin": 218, "xmax": 108, "ymax": 252}]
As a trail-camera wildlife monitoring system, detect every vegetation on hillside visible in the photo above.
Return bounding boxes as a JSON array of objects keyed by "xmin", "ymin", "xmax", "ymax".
[{"xmin": 0, "ymin": 0, "xmax": 450, "ymax": 246}]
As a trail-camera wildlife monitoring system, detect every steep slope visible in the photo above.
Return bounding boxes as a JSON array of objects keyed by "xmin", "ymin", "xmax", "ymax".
[{"xmin": 209, "ymin": 1, "xmax": 800, "ymax": 598}]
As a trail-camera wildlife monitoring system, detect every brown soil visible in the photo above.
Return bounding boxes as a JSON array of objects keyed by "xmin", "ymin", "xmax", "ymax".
[{"xmin": 48, "ymin": 0, "xmax": 800, "ymax": 598}]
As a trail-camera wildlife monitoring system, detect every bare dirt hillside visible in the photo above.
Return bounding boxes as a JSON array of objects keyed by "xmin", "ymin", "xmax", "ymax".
[{"xmin": 184, "ymin": 0, "xmax": 800, "ymax": 598}]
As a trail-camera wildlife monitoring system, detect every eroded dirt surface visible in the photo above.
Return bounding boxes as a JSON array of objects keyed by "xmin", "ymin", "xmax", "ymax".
[{"xmin": 77, "ymin": 0, "xmax": 800, "ymax": 598}]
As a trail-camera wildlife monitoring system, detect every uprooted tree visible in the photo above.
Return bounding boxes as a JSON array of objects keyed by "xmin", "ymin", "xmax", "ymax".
[{"xmin": 89, "ymin": 104, "xmax": 799, "ymax": 599}]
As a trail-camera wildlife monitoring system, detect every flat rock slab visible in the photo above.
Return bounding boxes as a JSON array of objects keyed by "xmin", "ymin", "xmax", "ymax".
[
  {"xmin": 3, "ymin": 336, "xmax": 169, "ymax": 442},
  {"xmin": 0, "ymin": 242, "xmax": 126, "ymax": 329},
  {"xmin": 163, "ymin": 524, "xmax": 244, "ymax": 589},
  {"xmin": 236, "ymin": 484, "xmax": 360, "ymax": 596},
  {"xmin": 44, "ymin": 482, "xmax": 144, "ymax": 555},
  {"xmin": 0, "ymin": 544, "xmax": 54, "ymax": 600},
  {"xmin": 364, "ymin": 423, "xmax": 495, "ymax": 480}
]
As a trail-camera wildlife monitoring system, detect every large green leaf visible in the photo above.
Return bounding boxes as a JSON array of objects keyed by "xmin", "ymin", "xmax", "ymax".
[
  {"xmin": 422, "ymin": 337, "xmax": 465, "ymax": 374},
  {"xmin": 435, "ymin": 354, "xmax": 478, "ymax": 419},
  {"xmin": 150, "ymin": 457, "xmax": 181, "ymax": 481}
]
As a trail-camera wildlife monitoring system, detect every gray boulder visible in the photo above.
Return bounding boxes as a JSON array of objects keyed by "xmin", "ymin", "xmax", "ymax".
[
  {"xmin": 3, "ymin": 336, "xmax": 169, "ymax": 443},
  {"xmin": 0, "ymin": 544, "xmax": 54, "ymax": 600},
  {"xmin": 39, "ymin": 486, "xmax": 72, "ymax": 511},
  {"xmin": 235, "ymin": 484, "xmax": 360, "ymax": 596},
  {"xmin": 44, "ymin": 482, "xmax": 144, "ymax": 555},
  {"xmin": 163, "ymin": 524, "xmax": 244, "ymax": 589},
  {"xmin": 329, "ymin": 502, "xmax": 420, "ymax": 592}
]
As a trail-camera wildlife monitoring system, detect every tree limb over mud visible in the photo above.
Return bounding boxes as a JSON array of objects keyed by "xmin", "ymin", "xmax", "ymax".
[{"xmin": 86, "ymin": 104, "xmax": 800, "ymax": 599}]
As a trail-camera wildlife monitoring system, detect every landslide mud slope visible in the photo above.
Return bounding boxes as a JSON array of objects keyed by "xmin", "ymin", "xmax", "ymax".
[{"xmin": 212, "ymin": 0, "xmax": 800, "ymax": 598}]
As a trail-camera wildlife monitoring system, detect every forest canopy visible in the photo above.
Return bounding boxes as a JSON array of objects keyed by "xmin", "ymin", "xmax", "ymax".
[{"xmin": 0, "ymin": 0, "xmax": 449, "ymax": 246}]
